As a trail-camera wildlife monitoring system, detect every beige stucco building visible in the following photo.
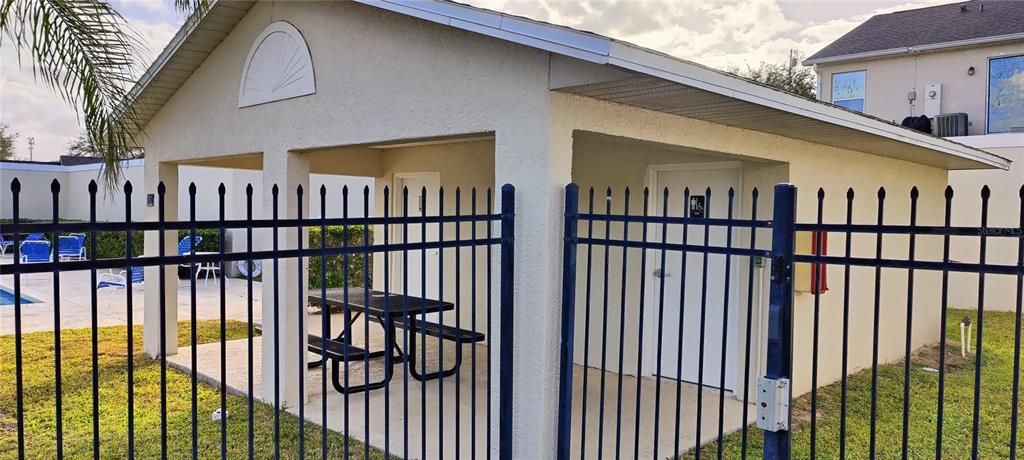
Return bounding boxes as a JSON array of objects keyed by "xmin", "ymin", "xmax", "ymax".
[
  {"xmin": 124, "ymin": 0, "xmax": 1011, "ymax": 457},
  {"xmin": 806, "ymin": 0, "xmax": 1023, "ymax": 313}
]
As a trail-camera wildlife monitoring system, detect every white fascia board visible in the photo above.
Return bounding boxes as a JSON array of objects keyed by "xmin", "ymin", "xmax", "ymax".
[
  {"xmin": 359, "ymin": 0, "xmax": 611, "ymax": 63},
  {"xmin": 803, "ymin": 32, "xmax": 1024, "ymax": 66},
  {"xmin": 802, "ymin": 47, "xmax": 910, "ymax": 66},
  {"xmin": 607, "ymin": 41, "xmax": 1010, "ymax": 170}
]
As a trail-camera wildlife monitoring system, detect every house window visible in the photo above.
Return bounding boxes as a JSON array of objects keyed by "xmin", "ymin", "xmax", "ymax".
[
  {"xmin": 988, "ymin": 55, "xmax": 1024, "ymax": 133},
  {"xmin": 832, "ymin": 71, "xmax": 866, "ymax": 112}
]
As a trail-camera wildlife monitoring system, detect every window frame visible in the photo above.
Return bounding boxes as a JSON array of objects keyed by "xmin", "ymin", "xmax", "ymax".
[
  {"xmin": 831, "ymin": 70, "xmax": 867, "ymax": 112},
  {"xmin": 986, "ymin": 53, "xmax": 1024, "ymax": 134}
]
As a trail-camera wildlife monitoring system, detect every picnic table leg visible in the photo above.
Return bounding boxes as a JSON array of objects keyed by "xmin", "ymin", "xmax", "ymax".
[
  {"xmin": 407, "ymin": 322, "xmax": 464, "ymax": 382},
  {"xmin": 326, "ymin": 314, "xmax": 398, "ymax": 394}
]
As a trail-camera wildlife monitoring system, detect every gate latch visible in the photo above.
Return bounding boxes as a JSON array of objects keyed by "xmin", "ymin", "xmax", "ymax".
[{"xmin": 756, "ymin": 377, "xmax": 790, "ymax": 432}]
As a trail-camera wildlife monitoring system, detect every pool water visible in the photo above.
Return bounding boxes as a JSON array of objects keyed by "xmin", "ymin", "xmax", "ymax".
[{"xmin": 0, "ymin": 287, "xmax": 33, "ymax": 305}]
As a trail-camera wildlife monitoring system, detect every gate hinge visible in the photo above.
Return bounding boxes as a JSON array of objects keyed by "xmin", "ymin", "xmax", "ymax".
[
  {"xmin": 756, "ymin": 377, "xmax": 790, "ymax": 432},
  {"xmin": 770, "ymin": 255, "xmax": 789, "ymax": 282}
]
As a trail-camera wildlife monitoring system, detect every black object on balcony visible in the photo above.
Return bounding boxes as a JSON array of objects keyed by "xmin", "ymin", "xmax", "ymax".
[{"xmin": 901, "ymin": 115, "xmax": 932, "ymax": 134}]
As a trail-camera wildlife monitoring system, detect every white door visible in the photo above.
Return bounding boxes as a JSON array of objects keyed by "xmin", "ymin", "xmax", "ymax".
[
  {"xmin": 651, "ymin": 164, "xmax": 740, "ymax": 390},
  {"xmin": 394, "ymin": 173, "xmax": 441, "ymax": 308}
]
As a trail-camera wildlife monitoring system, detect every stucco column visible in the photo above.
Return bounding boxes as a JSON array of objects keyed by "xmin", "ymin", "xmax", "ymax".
[
  {"xmin": 143, "ymin": 161, "xmax": 179, "ymax": 357},
  {"xmin": 260, "ymin": 150, "xmax": 310, "ymax": 408},
  {"xmin": 493, "ymin": 121, "xmax": 574, "ymax": 458}
]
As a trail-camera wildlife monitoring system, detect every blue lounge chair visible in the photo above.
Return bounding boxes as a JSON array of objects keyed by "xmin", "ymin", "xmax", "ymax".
[
  {"xmin": 19, "ymin": 240, "xmax": 51, "ymax": 263},
  {"xmin": 178, "ymin": 235, "xmax": 202, "ymax": 256},
  {"xmin": 25, "ymin": 233, "xmax": 46, "ymax": 242},
  {"xmin": 57, "ymin": 235, "xmax": 87, "ymax": 261},
  {"xmin": 97, "ymin": 266, "xmax": 144, "ymax": 290},
  {"xmin": 0, "ymin": 234, "xmax": 12, "ymax": 254}
]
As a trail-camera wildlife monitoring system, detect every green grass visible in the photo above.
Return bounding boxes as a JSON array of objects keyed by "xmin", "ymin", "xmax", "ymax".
[
  {"xmin": 685, "ymin": 309, "xmax": 1024, "ymax": 459},
  {"xmin": 0, "ymin": 321, "xmax": 387, "ymax": 459}
]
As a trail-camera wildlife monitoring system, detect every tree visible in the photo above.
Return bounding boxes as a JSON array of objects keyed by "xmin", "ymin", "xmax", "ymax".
[
  {"xmin": 0, "ymin": 123, "xmax": 19, "ymax": 161},
  {"xmin": 66, "ymin": 134, "xmax": 98, "ymax": 157},
  {"xmin": 727, "ymin": 53, "xmax": 817, "ymax": 100},
  {"xmin": 67, "ymin": 133, "xmax": 144, "ymax": 159},
  {"xmin": 0, "ymin": 0, "xmax": 203, "ymax": 187}
]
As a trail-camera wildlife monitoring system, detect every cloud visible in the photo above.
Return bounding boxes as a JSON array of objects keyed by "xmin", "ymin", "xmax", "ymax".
[
  {"xmin": 0, "ymin": 8, "xmax": 179, "ymax": 161},
  {"xmin": 1, "ymin": 0, "xmax": 946, "ymax": 161}
]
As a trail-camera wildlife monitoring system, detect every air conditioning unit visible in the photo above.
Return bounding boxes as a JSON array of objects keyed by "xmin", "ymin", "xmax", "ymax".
[{"xmin": 933, "ymin": 113, "xmax": 968, "ymax": 137}]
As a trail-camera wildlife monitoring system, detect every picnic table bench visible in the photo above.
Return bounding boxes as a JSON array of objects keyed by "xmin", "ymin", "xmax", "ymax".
[{"xmin": 305, "ymin": 288, "xmax": 485, "ymax": 394}]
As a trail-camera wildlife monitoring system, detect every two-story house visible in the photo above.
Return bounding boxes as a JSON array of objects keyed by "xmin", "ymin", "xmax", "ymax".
[{"xmin": 805, "ymin": 0, "xmax": 1023, "ymax": 312}]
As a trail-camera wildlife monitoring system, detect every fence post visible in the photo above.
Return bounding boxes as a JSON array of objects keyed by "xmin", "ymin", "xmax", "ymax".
[
  {"xmin": 500, "ymin": 184, "xmax": 515, "ymax": 460},
  {"xmin": 556, "ymin": 184, "xmax": 579, "ymax": 460},
  {"xmin": 763, "ymin": 183, "xmax": 797, "ymax": 460}
]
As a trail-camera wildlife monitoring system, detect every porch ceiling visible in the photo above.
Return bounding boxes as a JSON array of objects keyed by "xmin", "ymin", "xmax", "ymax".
[{"xmin": 557, "ymin": 75, "xmax": 996, "ymax": 171}]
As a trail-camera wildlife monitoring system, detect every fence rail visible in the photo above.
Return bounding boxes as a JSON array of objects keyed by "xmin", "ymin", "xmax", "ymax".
[{"xmin": 0, "ymin": 178, "xmax": 515, "ymax": 460}]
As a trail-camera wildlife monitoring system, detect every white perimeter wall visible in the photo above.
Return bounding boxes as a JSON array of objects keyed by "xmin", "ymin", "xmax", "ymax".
[{"xmin": 0, "ymin": 160, "xmax": 372, "ymax": 223}]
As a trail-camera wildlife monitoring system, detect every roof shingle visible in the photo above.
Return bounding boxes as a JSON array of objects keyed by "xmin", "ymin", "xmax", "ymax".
[{"xmin": 806, "ymin": 0, "xmax": 1024, "ymax": 63}]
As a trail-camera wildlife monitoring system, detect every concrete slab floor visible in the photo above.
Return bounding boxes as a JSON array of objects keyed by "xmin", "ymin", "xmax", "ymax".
[{"xmin": 171, "ymin": 318, "xmax": 752, "ymax": 459}]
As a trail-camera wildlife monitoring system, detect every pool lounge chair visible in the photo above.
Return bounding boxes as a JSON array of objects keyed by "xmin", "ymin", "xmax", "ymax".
[
  {"xmin": 57, "ymin": 235, "xmax": 87, "ymax": 261},
  {"xmin": 97, "ymin": 266, "xmax": 144, "ymax": 290},
  {"xmin": 19, "ymin": 240, "xmax": 52, "ymax": 263},
  {"xmin": 0, "ymin": 234, "xmax": 12, "ymax": 254}
]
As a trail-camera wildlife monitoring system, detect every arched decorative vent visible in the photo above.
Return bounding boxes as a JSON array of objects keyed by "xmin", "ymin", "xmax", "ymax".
[{"xmin": 239, "ymin": 21, "xmax": 315, "ymax": 108}]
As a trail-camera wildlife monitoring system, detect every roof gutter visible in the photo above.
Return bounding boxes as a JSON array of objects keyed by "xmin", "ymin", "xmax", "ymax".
[{"xmin": 804, "ymin": 31, "xmax": 1024, "ymax": 66}]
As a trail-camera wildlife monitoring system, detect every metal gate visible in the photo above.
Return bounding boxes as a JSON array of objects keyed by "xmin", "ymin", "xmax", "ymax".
[{"xmin": 557, "ymin": 182, "xmax": 1024, "ymax": 459}]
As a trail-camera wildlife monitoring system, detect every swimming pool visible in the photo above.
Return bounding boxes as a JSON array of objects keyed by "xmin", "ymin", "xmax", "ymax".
[{"xmin": 0, "ymin": 287, "xmax": 33, "ymax": 305}]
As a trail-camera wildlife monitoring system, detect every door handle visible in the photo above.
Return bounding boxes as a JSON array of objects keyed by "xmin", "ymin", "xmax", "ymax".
[{"xmin": 653, "ymin": 268, "xmax": 671, "ymax": 278}]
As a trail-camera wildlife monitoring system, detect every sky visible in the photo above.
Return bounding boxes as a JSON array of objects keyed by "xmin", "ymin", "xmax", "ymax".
[{"xmin": 0, "ymin": 0, "xmax": 953, "ymax": 162}]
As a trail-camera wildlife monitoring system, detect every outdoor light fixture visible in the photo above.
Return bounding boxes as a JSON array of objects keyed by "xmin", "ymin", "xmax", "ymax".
[{"xmin": 968, "ymin": 66, "xmax": 975, "ymax": 76}]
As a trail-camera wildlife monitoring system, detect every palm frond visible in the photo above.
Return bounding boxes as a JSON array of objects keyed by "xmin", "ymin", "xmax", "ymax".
[{"xmin": 2, "ymin": 0, "xmax": 145, "ymax": 190}]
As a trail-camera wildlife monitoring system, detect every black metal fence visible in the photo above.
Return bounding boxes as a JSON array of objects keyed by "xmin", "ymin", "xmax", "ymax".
[
  {"xmin": 557, "ymin": 182, "xmax": 1024, "ymax": 460},
  {"xmin": 0, "ymin": 178, "xmax": 515, "ymax": 460}
]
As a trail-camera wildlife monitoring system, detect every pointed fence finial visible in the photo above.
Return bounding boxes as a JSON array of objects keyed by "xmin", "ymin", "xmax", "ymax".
[
  {"xmin": 189, "ymin": 182, "xmax": 197, "ymax": 194},
  {"xmin": 124, "ymin": 181, "xmax": 133, "ymax": 194},
  {"xmin": 910, "ymin": 186, "xmax": 919, "ymax": 199},
  {"xmin": 88, "ymin": 180, "xmax": 98, "ymax": 194},
  {"xmin": 51, "ymin": 178, "xmax": 60, "ymax": 193}
]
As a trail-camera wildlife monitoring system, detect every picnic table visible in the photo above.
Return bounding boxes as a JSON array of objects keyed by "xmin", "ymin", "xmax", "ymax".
[{"xmin": 306, "ymin": 288, "xmax": 484, "ymax": 394}]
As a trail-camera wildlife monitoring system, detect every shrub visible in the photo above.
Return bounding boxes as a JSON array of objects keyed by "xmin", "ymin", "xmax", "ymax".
[
  {"xmin": 176, "ymin": 228, "xmax": 222, "ymax": 253},
  {"xmin": 308, "ymin": 225, "xmax": 372, "ymax": 289},
  {"xmin": 92, "ymin": 232, "xmax": 145, "ymax": 260}
]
